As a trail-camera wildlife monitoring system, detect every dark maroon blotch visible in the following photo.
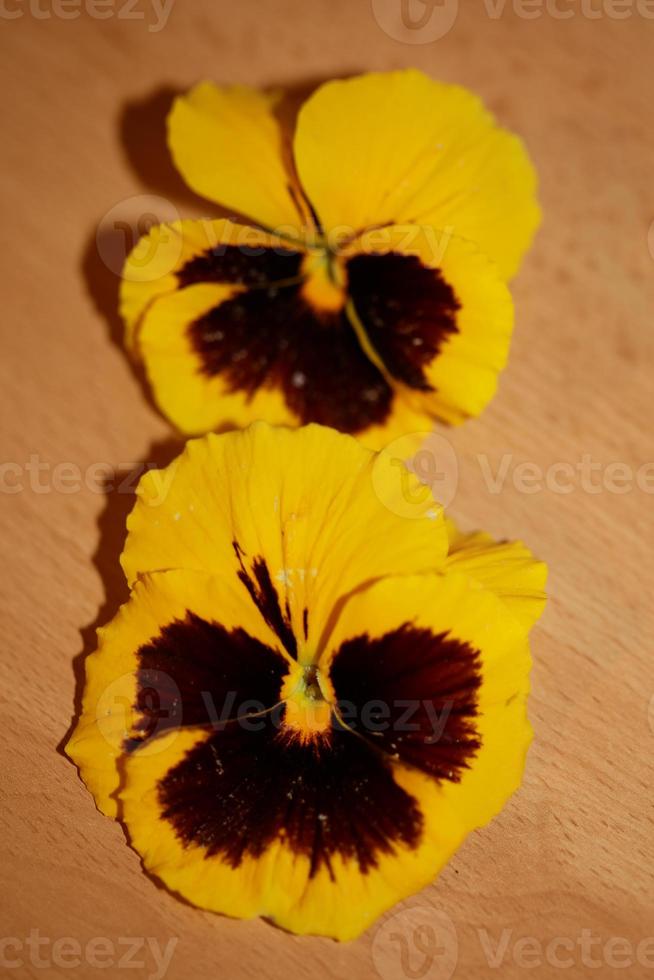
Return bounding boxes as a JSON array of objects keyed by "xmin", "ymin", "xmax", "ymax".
[
  {"xmin": 179, "ymin": 245, "xmax": 460, "ymax": 434},
  {"xmin": 347, "ymin": 251, "xmax": 460, "ymax": 391},
  {"xmin": 329, "ymin": 624, "xmax": 482, "ymax": 781},
  {"xmin": 190, "ymin": 284, "xmax": 392, "ymax": 434},
  {"xmin": 158, "ymin": 713, "xmax": 423, "ymax": 878},
  {"xmin": 233, "ymin": 541, "xmax": 297, "ymax": 659},
  {"xmin": 125, "ymin": 611, "xmax": 288, "ymax": 751},
  {"xmin": 178, "ymin": 244, "xmax": 303, "ymax": 289}
]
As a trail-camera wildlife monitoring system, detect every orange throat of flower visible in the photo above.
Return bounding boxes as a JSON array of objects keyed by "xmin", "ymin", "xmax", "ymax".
[
  {"xmin": 280, "ymin": 663, "xmax": 333, "ymax": 741},
  {"xmin": 299, "ymin": 249, "xmax": 346, "ymax": 314}
]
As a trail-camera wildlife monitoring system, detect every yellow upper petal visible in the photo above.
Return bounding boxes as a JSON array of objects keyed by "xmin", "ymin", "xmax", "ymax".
[
  {"xmin": 294, "ymin": 69, "xmax": 540, "ymax": 279},
  {"xmin": 168, "ymin": 82, "xmax": 304, "ymax": 233},
  {"xmin": 445, "ymin": 518, "xmax": 548, "ymax": 633},
  {"xmin": 121, "ymin": 423, "xmax": 449, "ymax": 655}
]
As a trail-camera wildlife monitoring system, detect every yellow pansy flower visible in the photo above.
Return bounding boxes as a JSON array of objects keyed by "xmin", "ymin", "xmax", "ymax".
[
  {"xmin": 121, "ymin": 70, "xmax": 540, "ymax": 447},
  {"xmin": 67, "ymin": 424, "xmax": 547, "ymax": 940}
]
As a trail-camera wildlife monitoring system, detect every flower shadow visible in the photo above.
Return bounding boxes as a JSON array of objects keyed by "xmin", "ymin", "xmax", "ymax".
[
  {"xmin": 79, "ymin": 85, "xmax": 216, "ymax": 366},
  {"xmin": 57, "ymin": 435, "xmax": 184, "ymax": 756}
]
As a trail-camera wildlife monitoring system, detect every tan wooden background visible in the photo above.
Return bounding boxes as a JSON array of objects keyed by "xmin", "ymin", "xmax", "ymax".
[{"xmin": 1, "ymin": 2, "xmax": 653, "ymax": 978}]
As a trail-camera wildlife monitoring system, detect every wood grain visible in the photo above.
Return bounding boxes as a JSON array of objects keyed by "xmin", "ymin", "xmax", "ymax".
[{"xmin": 1, "ymin": 2, "xmax": 653, "ymax": 978}]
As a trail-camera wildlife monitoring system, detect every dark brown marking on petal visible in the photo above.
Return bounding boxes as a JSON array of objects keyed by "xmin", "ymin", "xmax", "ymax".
[
  {"xmin": 178, "ymin": 244, "xmax": 303, "ymax": 289},
  {"xmin": 233, "ymin": 541, "xmax": 297, "ymax": 659},
  {"xmin": 347, "ymin": 252, "xmax": 460, "ymax": 390},
  {"xmin": 189, "ymin": 284, "xmax": 393, "ymax": 434},
  {"xmin": 157, "ymin": 713, "xmax": 423, "ymax": 878},
  {"xmin": 302, "ymin": 608, "xmax": 309, "ymax": 641},
  {"xmin": 330, "ymin": 625, "xmax": 481, "ymax": 781},
  {"xmin": 125, "ymin": 612, "xmax": 288, "ymax": 751}
]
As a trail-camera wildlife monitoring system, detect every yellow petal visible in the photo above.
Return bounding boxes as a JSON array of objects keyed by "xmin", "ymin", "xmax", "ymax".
[
  {"xmin": 322, "ymin": 571, "xmax": 530, "ymax": 714},
  {"xmin": 445, "ymin": 519, "xmax": 548, "ymax": 632},
  {"xmin": 120, "ymin": 218, "xmax": 302, "ymax": 353},
  {"xmin": 295, "ymin": 69, "xmax": 540, "ymax": 279},
  {"xmin": 439, "ymin": 692, "xmax": 532, "ymax": 832},
  {"xmin": 120, "ymin": 725, "xmax": 467, "ymax": 940},
  {"xmin": 121, "ymin": 424, "xmax": 449, "ymax": 656},
  {"xmin": 135, "ymin": 277, "xmax": 400, "ymax": 440},
  {"xmin": 168, "ymin": 82, "xmax": 303, "ymax": 233},
  {"xmin": 322, "ymin": 569, "xmax": 534, "ymax": 836},
  {"xmin": 137, "ymin": 281, "xmax": 297, "ymax": 434},
  {"xmin": 353, "ymin": 395, "xmax": 451, "ymax": 452},
  {"xmin": 343, "ymin": 225, "xmax": 514, "ymax": 425},
  {"xmin": 66, "ymin": 568, "xmax": 290, "ymax": 816}
]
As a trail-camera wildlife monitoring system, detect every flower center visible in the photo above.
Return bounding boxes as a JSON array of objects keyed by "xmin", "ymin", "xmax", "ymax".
[
  {"xmin": 300, "ymin": 664, "xmax": 323, "ymax": 700},
  {"xmin": 300, "ymin": 248, "xmax": 346, "ymax": 313},
  {"xmin": 281, "ymin": 662, "xmax": 332, "ymax": 739}
]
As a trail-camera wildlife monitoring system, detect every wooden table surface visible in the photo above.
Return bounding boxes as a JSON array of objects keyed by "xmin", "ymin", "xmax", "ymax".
[{"xmin": 2, "ymin": 2, "xmax": 653, "ymax": 978}]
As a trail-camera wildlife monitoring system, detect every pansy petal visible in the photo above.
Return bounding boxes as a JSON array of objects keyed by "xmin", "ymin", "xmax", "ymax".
[
  {"xmin": 138, "ymin": 282, "xmax": 298, "ymax": 434},
  {"xmin": 121, "ymin": 424, "xmax": 449, "ymax": 655},
  {"xmin": 168, "ymin": 82, "xmax": 303, "ymax": 232},
  {"xmin": 295, "ymin": 69, "xmax": 540, "ymax": 279},
  {"xmin": 353, "ymin": 393, "xmax": 454, "ymax": 452},
  {"xmin": 439, "ymin": 689, "xmax": 532, "ymax": 831},
  {"xmin": 341, "ymin": 226, "xmax": 514, "ymax": 425},
  {"xmin": 66, "ymin": 568, "xmax": 290, "ymax": 817},
  {"xmin": 321, "ymin": 571, "xmax": 532, "ymax": 831},
  {"xmin": 138, "ymin": 281, "xmax": 401, "ymax": 438},
  {"xmin": 445, "ymin": 519, "xmax": 548, "ymax": 632},
  {"xmin": 121, "ymin": 723, "xmax": 467, "ymax": 940},
  {"xmin": 120, "ymin": 218, "xmax": 304, "ymax": 353}
]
